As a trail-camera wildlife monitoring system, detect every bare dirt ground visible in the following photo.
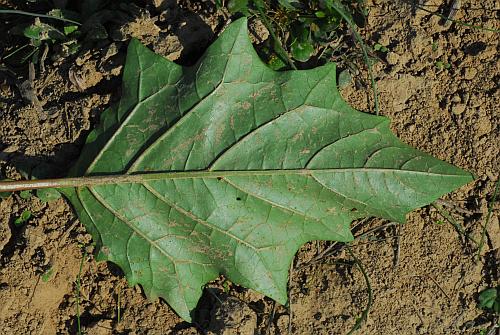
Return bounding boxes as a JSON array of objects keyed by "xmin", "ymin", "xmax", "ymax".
[{"xmin": 0, "ymin": 0, "xmax": 499, "ymax": 334}]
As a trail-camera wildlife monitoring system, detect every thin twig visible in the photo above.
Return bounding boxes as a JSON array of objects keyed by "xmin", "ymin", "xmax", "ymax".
[
  {"xmin": 345, "ymin": 246, "xmax": 372, "ymax": 335},
  {"xmin": 412, "ymin": 2, "xmax": 499, "ymax": 32},
  {"xmin": 351, "ymin": 235, "xmax": 399, "ymax": 247},
  {"xmin": 411, "ymin": 302, "xmax": 425, "ymax": 325},
  {"xmin": 477, "ymin": 180, "xmax": 499, "ymax": 261},
  {"xmin": 414, "ymin": 274, "xmax": 451, "ymax": 301},
  {"xmin": 434, "ymin": 199, "xmax": 479, "ymax": 216},
  {"xmin": 0, "ymin": 9, "xmax": 81, "ymax": 25},
  {"xmin": 393, "ymin": 224, "xmax": 401, "ymax": 268},
  {"xmin": 117, "ymin": 288, "xmax": 121, "ymax": 324},
  {"xmin": 355, "ymin": 221, "xmax": 398, "ymax": 240},
  {"xmin": 76, "ymin": 249, "xmax": 87, "ymax": 335},
  {"xmin": 432, "ymin": 203, "xmax": 478, "ymax": 245},
  {"xmin": 265, "ymin": 301, "xmax": 276, "ymax": 335},
  {"xmin": 57, "ymin": 218, "xmax": 78, "ymax": 250},
  {"xmin": 288, "ymin": 260, "xmax": 294, "ymax": 335}
]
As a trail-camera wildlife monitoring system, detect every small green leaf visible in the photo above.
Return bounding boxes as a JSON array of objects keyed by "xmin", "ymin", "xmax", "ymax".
[
  {"xmin": 0, "ymin": 191, "xmax": 11, "ymax": 199},
  {"xmin": 64, "ymin": 25, "xmax": 79, "ymax": 35},
  {"xmin": 37, "ymin": 188, "xmax": 62, "ymax": 203},
  {"xmin": 435, "ymin": 60, "xmax": 451, "ymax": 70},
  {"xmin": 278, "ymin": 0, "xmax": 301, "ymax": 10},
  {"xmin": 14, "ymin": 210, "xmax": 31, "ymax": 226},
  {"xmin": 19, "ymin": 190, "xmax": 32, "ymax": 199},
  {"xmin": 374, "ymin": 43, "xmax": 388, "ymax": 52},
  {"xmin": 23, "ymin": 22, "xmax": 65, "ymax": 42},
  {"xmin": 267, "ymin": 54, "xmax": 287, "ymax": 70},
  {"xmin": 315, "ymin": 11, "xmax": 326, "ymax": 18},
  {"xmin": 41, "ymin": 267, "xmax": 54, "ymax": 282},
  {"xmin": 227, "ymin": 0, "xmax": 249, "ymax": 15},
  {"xmin": 23, "ymin": 25, "xmax": 44, "ymax": 41},
  {"xmin": 290, "ymin": 39, "xmax": 314, "ymax": 62},
  {"xmin": 222, "ymin": 280, "xmax": 231, "ymax": 293},
  {"xmin": 479, "ymin": 288, "xmax": 499, "ymax": 312},
  {"xmin": 48, "ymin": 9, "xmax": 64, "ymax": 18}
]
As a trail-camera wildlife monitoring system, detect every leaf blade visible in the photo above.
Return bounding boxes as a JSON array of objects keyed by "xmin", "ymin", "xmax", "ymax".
[{"xmin": 61, "ymin": 18, "xmax": 473, "ymax": 321}]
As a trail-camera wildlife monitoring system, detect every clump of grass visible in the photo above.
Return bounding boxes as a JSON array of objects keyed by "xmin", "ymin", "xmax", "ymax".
[
  {"xmin": 0, "ymin": 8, "xmax": 82, "ymax": 67},
  {"xmin": 0, "ymin": 1, "xmax": 143, "ymax": 69}
]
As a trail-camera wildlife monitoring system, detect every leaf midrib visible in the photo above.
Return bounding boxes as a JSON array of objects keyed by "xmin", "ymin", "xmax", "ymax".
[{"xmin": 0, "ymin": 168, "xmax": 470, "ymax": 193}]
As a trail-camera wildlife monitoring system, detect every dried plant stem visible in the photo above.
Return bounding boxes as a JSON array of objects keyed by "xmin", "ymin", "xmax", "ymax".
[
  {"xmin": 0, "ymin": 9, "xmax": 81, "ymax": 25},
  {"xmin": 476, "ymin": 180, "xmax": 499, "ymax": 261},
  {"xmin": 432, "ymin": 203, "xmax": 478, "ymax": 245},
  {"xmin": 346, "ymin": 245, "xmax": 372, "ymax": 335},
  {"xmin": 412, "ymin": 3, "xmax": 499, "ymax": 32},
  {"xmin": 76, "ymin": 250, "xmax": 87, "ymax": 335}
]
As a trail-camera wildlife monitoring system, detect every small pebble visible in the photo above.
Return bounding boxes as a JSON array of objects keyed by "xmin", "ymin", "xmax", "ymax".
[
  {"xmin": 452, "ymin": 104, "xmax": 466, "ymax": 115},
  {"xmin": 451, "ymin": 94, "xmax": 461, "ymax": 103},
  {"xmin": 386, "ymin": 52, "xmax": 400, "ymax": 65},
  {"xmin": 463, "ymin": 67, "xmax": 477, "ymax": 80}
]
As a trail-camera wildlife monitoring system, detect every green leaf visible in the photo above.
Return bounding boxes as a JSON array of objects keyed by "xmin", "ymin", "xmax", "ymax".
[
  {"xmin": 278, "ymin": 0, "xmax": 301, "ymax": 10},
  {"xmin": 23, "ymin": 21, "xmax": 65, "ymax": 42},
  {"xmin": 19, "ymin": 190, "xmax": 32, "ymax": 199},
  {"xmin": 64, "ymin": 25, "xmax": 79, "ymax": 35},
  {"xmin": 59, "ymin": 18, "xmax": 472, "ymax": 321},
  {"xmin": 315, "ymin": 11, "xmax": 326, "ymax": 18},
  {"xmin": 479, "ymin": 288, "xmax": 499, "ymax": 312},
  {"xmin": 267, "ymin": 54, "xmax": 287, "ymax": 70},
  {"xmin": 37, "ymin": 188, "xmax": 62, "ymax": 203},
  {"xmin": 41, "ymin": 267, "xmax": 54, "ymax": 282},
  {"xmin": 0, "ymin": 191, "xmax": 11, "ymax": 199},
  {"xmin": 290, "ymin": 39, "xmax": 314, "ymax": 62},
  {"xmin": 374, "ymin": 43, "xmax": 388, "ymax": 53},
  {"xmin": 14, "ymin": 209, "xmax": 31, "ymax": 226},
  {"xmin": 23, "ymin": 25, "xmax": 44, "ymax": 41},
  {"xmin": 227, "ymin": 0, "xmax": 249, "ymax": 15}
]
